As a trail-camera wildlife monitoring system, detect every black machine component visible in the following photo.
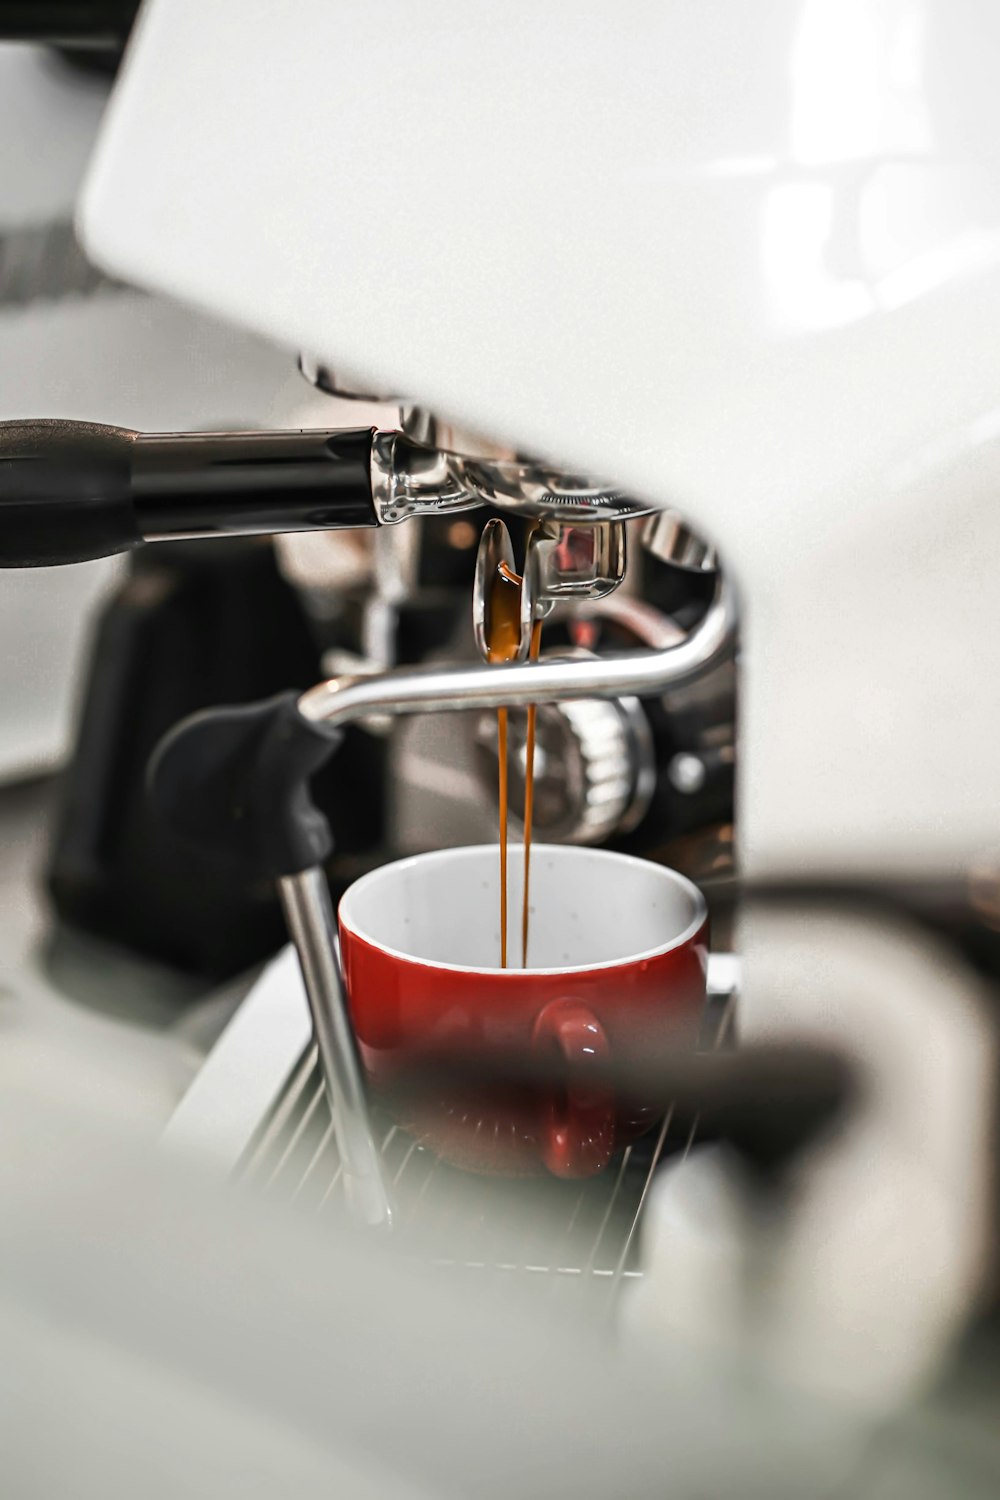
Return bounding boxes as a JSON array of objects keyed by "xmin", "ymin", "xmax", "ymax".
[
  {"xmin": 0, "ymin": 1, "xmax": 139, "ymax": 49},
  {"xmin": 148, "ymin": 691, "xmax": 343, "ymax": 883},
  {"xmin": 0, "ymin": 420, "xmax": 378, "ymax": 566},
  {"xmin": 47, "ymin": 540, "xmax": 386, "ymax": 980}
]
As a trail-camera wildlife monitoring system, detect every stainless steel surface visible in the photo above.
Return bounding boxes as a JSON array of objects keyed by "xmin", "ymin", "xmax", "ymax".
[
  {"xmin": 399, "ymin": 404, "xmax": 656, "ymax": 520},
  {"xmin": 298, "ymin": 574, "xmax": 735, "ymax": 726},
  {"xmin": 240, "ymin": 968, "xmax": 737, "ymax": 1305},
  {"xmin": 370, "ymin": 426, "xmax": 654, "ymax": 527},
  {"xmin": 527, "ymin": 518, "xmax": 628, "ymax": 607},
  {"xmin": 473, "ymin": 686, "xmax": 655, "ymax": 844},
  {"xmin": 643, "ymin": 511, "xmax": 718, "ymax": 573},
  {"xmin": 460, "ymin": 455, "xmax": 655, "ymax": 522},
  {"xmin": 577, "ymin": 592, "xmax": 689, "ymax": 650},
  {"xmin": 473, "ymin": 517, "xmax": 628, "ymax": 670},
  {"xmin": 306, "ymin": 382, "xmax": 657, "ymax": 524},
  {"xmin": 369, "ymin": 428, "xmax": 481, "ymax": 525},
  {"xmin": 277, "ymin": 870, "xmax": 393, "ymax": 1228},
  {"xmin": 472, "ymin": 517, "xmax": 532, "ymax": 662}
]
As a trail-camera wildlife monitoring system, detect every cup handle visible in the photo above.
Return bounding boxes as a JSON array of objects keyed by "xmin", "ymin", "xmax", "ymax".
[{"xmin": 532, "ymin": 999, "xmax": 615, "ymax": 1178}]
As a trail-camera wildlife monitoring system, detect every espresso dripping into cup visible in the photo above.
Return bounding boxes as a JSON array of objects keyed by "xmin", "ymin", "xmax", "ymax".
[{"xmin": 473, "ymin": 519, "xmax": 546, "ymax": 968}]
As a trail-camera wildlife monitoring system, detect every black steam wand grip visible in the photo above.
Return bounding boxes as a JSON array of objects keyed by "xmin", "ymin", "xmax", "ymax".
[
  {"xmin": 0, "ymin": 419, "xmax": 378, "ymax": 567},
  {"xmin": 148, "ymin": 693, "xmax": 395, "ymax": 1227},
  {"xmin": 147, "ymin": 692, "xmax": 343, "ymax": 880}
]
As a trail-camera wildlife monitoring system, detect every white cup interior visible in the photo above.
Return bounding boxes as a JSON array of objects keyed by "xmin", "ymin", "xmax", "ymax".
[{"xmin": 339, "ymin": 844, "xmax": 705, "ymax": 973}]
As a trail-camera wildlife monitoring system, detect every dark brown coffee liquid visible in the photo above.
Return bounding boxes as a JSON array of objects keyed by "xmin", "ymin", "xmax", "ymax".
[
  {"xmin": 485, "ymin": 558, "xmax": 542, "ymax": 968},
  {"xmin": 520, "ymin": 619, "xmax": 543, "ymax": 966},
  {"xmin": 487, "ymin": 561, "xmax": 522, "ymax": 967}
]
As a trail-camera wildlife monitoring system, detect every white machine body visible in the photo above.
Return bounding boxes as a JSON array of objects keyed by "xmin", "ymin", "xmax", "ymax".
[{"xmin": 80, "ymin": 0, "xmax": 1000, "ymax": 881}]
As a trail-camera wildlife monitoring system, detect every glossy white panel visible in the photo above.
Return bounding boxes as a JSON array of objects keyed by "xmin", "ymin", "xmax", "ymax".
[{"xmin": 79, "ymin": 0, "xmax": 1000, "ymax": 874}]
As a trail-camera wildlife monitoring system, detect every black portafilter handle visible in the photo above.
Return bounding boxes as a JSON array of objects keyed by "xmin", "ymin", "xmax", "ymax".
[
  {"xmin": 0, "ymin": 1, "xmax": 138, "ymax": 48},
  {"xmin": 0, "ymin": 419, "xmax": 379, "ymax": 567}
]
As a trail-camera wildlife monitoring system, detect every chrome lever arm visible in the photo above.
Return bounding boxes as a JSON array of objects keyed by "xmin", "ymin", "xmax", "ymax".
[{"xmin": 298, "ymin": 574, "xmax": 736, "ymax": 727}]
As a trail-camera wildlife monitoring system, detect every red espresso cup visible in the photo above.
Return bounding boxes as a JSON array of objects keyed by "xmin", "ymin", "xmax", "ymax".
[{"xmin": 338, "ymin": 844, "xmax": 708, "ymax": 1178}]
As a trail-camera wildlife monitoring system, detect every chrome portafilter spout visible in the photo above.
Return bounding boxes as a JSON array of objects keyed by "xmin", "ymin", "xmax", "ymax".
[
  {"xmin": 473, "ymin": 517, "xmax": 531, "ymax": 663},
  {"xmin": 472, "ymin": 515, "xmax": 628, "ymax": 663},
  {"xmin": 526, "ymin": 516, "xmax": 627, "ymax": 606}
]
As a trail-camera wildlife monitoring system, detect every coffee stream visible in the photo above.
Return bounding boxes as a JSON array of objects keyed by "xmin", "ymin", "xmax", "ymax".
[
  {"xmin": 520, "ymin": 619, "xmax": 544, "ymax": 965},
  {"xmin": 485, "ymin": 554, "xmax": 542, "ymax": 968}
]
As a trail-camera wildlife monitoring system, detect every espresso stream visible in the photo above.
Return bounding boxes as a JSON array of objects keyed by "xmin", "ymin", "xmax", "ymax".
[{"xmin": 485, "ymin": 558, "xmax": 542, "ymax": 968}]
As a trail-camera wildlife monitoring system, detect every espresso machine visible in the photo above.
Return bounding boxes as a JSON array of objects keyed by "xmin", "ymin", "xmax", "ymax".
[
  {"xmin": 2, "ymin": 2, "xmax": 1000, "ymax": 1495},
  {"xmin": 0, "ymin": 391, "xmax": 734, "ymax": 977}
]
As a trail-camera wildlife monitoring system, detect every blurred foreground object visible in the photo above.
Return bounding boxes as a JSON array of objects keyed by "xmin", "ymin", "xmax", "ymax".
[{"xmin": 0, "ymin": 1034, "xmax": 970, "ymax": 1500}]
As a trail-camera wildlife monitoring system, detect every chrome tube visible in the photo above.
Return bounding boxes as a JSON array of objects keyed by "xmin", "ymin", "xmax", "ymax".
[
  {"xmin": 298, "ymin": 575, "xmax": 735, "ymax": 726},
  {"xmin": 278, "ymin": 869, "xmax": 393, "ymax": 1229}
]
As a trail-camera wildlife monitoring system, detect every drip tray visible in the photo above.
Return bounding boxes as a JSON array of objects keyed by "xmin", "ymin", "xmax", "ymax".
[
  {"xmin": 240, "ymin": 1052, "xmax": 689, "ymax": 1304},
  {"xmin": 234, "ymin": 978, "xmax": 735, "ymax": 1313},
  {"xmin": 166, "ymin": 947, "xmax": 736, "ymax": 1315}
]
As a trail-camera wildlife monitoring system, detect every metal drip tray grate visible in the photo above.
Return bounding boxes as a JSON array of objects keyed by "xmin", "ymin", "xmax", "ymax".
[{"xmin": 238, "ymin": 990, "xmax": 734, "ymax": 1312}]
